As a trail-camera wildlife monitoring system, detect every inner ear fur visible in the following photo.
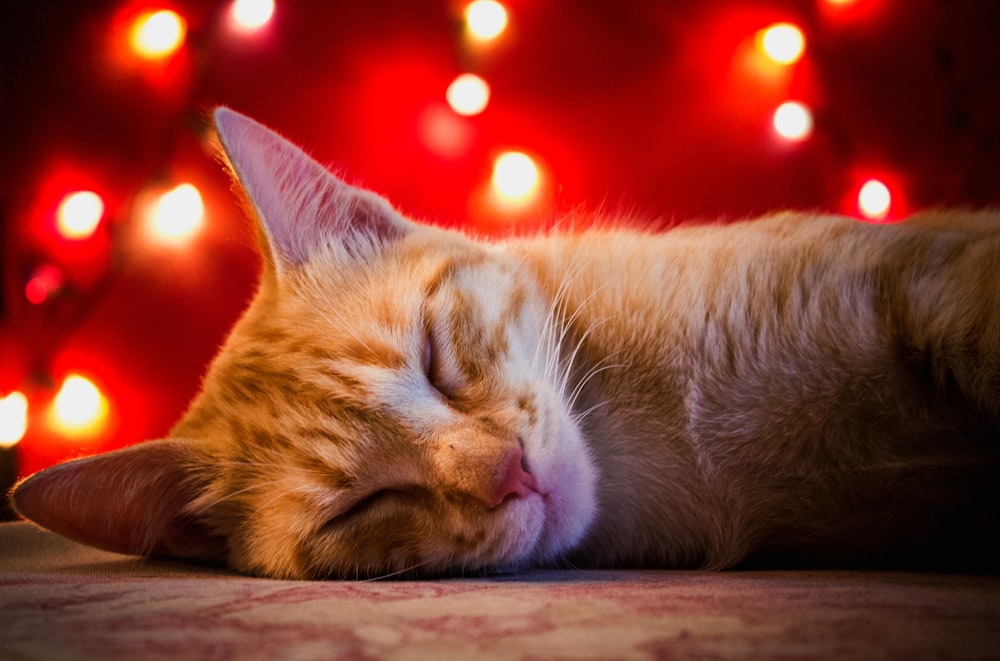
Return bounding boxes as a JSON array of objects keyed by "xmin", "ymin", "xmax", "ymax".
[{"xmin": 10, "ymin": 439, "xmax": 225, "ymax": 562}]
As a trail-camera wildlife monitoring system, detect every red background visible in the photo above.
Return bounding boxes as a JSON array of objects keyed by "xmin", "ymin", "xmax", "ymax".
[{"xmin": 2, "ymin": 0, "xmax": 999, "ymax": 479}]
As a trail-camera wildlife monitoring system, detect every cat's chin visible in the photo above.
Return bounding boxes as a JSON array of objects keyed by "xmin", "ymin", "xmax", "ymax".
[{"xmin": 502, "ymin": 406, "xmax": 598, "ymax": 568}]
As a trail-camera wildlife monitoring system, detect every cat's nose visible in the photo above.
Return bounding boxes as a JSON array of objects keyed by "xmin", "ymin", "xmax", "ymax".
[{"xmin": 490, "ymin": 447, "xmax": 539, "ymax": 508}]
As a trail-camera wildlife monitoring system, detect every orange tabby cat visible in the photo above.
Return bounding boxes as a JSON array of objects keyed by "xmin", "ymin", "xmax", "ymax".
[{"xmin": 11, "ymin": 108, "xmax": 999, "ymax": 579}]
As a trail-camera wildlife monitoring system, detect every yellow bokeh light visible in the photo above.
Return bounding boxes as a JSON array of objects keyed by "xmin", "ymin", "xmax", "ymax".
[
  {"xmin": 49, "ymin": 375, "xmax": 109, "ymax": 438},
  {"xmin": 446, "ymin": 74, "xmax": 491, "ymax": 116},
  {"xmin": 759, "ymin": 23, "xmax": 805, "ymax": 65},
  {"xmin": 147, "ymin": 183, "xmax": 205, "ymax": 245},
  {"xmin": 231, "ymin": 0, "xmax": 275, "ymax": 31},
  {"xmin": 858, "ymin": 179, "xmax": 892, "ymax": 220},
  {"xmin": 772, "ymin": 101, "xmax": 813, "ymax": 141},
  {"xmin": 492, "ymin": 151, "xmax": 539, "ymax": 204},
  {"xmin": 0, "ymin": 392, "xmax": 28, "ymax": 449},
  {"xmin": 130, "ymin": 9, "xmax": 186, "ymax": 59},
  {"xmin": 56, "ymin": 190, "xmax": 104, "ymax": 240},
  {"xmin": 465, "ymin": 0, "xmax": 508, "ymax": 41}
]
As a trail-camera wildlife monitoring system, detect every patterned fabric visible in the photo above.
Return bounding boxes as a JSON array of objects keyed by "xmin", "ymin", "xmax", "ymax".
[{"xmin": 1, "ymin": 522, "xmax": 998, "ymax": 660}]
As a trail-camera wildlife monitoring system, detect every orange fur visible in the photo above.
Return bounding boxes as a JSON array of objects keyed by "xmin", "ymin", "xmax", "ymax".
[{"xmin": 11, "ymin": 110, "xmax": 999, "ymax": 579}]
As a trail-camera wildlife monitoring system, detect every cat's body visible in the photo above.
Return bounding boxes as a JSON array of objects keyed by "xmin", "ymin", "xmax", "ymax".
[
  {"xmin": 525, "ymin": 216, "xmax": 999, "ymax": 571},
  {"xmin": 11, "ymin": 109, "xmax": 1000, "ymax": 579}
]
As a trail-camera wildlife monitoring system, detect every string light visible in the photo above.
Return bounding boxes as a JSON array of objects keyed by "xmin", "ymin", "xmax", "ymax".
[
  {"xmin": 858, "ymin": 179, "xmax": 892, "ymax": 220},
  {"xmin": 130, "ymin": 9, "xmax": 186, "ymax": 59},
  {"xmin": 6, "ymin": 1, "xmax": 957, "ymax": 478},
  {"xmin": 49, "ymin": 375, "xmax": 109, "ymax": 438},
  {"xmin": 772, "ymin": 101, "xmax": 814, "ymax": 141},
  {"xmin": 56, "ymin": 190, "xmax": 104, "ymax": 240},
  {"xmin": 0, "ymin": 392, "xmax": 28, "ymax": 449},
  {"xmin": 446, "ymin": 74, "xmax": 491, "ymax": 116},
  {"xmin": 230, "ymin": 0, "xmax": 275, "ymax": 31},
  {"xmin": 464, "ymin": 0, "xmax": 508, "ymax": 41},
  {"xmin": 758, "ymin": 23, "xmax": 805, "ymax": 65},
  {"xmin": 144, "ymin": 183, "xmax": 205, "ymax": 245},
  {"xmin": 492, "ymin": 151, "xmax": 539, "ymax": 205}
]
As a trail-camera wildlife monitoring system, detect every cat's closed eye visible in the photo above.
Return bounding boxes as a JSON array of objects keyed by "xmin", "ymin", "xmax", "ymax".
[
  {"xmin": 337, "ymin": 489, "xmax": 400, "ymax": 521},
  {"xmin": 423, "ymin": 327, "xmax": 457, "ymax": 399},
  {"xmin": 332, "ymin": 486, "xmax": 431, "ymax": 526}
]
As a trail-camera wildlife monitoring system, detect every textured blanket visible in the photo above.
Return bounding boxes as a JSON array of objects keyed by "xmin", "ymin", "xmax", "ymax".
[{"xmin": 1, "ymin": 522, "xmax": 998, "ymax": 659}]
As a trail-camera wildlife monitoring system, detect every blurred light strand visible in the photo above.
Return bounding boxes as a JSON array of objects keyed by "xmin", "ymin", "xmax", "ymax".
[
  {"xmin": 0, "ymin": 392, "xmax": 28, "ymax": 449},
  {"xmin": 129, "ymin": 9, "xmax": 186, "ymax": 59},
  {"xmin": 56, "ymin": 191, "xmax": 105, "ymax": 240},
  {"xmin": 758, "ymin": 23, "xmax": 806, "ymax": 65},
  {"xmin": 773, "ymin": 101, "xmax": 814, "ymax": 141},
  {"xmin": 858, "ymin": 179, "xmax": 892, "ymax": 220},
  {"xmin": 145, "ymin": 182, "xmax": 205, "ymax": 245},
  {"xmin": 492, "ymin": 151, "xmax": 539, "ymax": 205},
  {"xmin": 447, "ymin": 73, "xmax": 491, "ymax": 116},
  {"xmin": 465, "ymin": 0, "xmax": 508, "ymax": 41},
  {"xmin": 230, "ymin": 0, "xmax": 275, "ymax": 31},
  {"xmin": 49, "ymin": 375, "xmax": 109, "ymax": 438}
]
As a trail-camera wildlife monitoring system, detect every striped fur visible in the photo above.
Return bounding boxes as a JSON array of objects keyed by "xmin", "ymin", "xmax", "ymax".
[{"xmin": 11, "ymin": 109, "xmax": 999, "ymax": 578}]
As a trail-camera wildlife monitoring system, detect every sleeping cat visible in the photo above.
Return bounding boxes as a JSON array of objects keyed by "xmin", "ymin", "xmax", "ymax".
[{"xmin": 11, "ymin": 108, "xmax": 1000, "ymax": 579}]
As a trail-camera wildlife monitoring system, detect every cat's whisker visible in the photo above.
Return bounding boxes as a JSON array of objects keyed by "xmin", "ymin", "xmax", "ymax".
[
  {"xmin": 540, "ymin": 279, "xmax": 597, "ymax": 393},
  {"xmin": 566, "ymin": 357, "xmax": 629, "ymax": 414},
  {"xmin": 553, "ymin": 289, "xmax": 602, "ymax": 368},
  {"xmin": 557, "ymin": 315, "xmax": 613, "ymax": 400},
  {"xmin": 533, "ymin": 299, "xmax": 560, "ymax": 379},
  {"xmin": 571, "ymin": 396, "xmax": 622, "ymax": 426},
  {"xmin": 209, "ymin": 448, "xmax": 340, "ymax": 482},
  {"xmin": 192, "ymin": 478, "xmax": 297, "ymax": 511},
  {"xmin": 360, "ymin": 558, "xmax": 434, "ymax": 582},
  {"xmin": 212, "ymin": 461, "xmax": 327, "ymax": 477},
  {"xmin": 534, "ymin": 261, "xmax": 585, "ymax": 380}
]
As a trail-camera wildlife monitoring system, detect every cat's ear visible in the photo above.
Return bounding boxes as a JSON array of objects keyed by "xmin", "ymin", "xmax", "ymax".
[
  {"xmin": 10, "ymin": 440, "xmax": 223, "ymax": 562},
  {"xmin": 213, "ymin": 107, "xmax": 409, "ymax": 271}
]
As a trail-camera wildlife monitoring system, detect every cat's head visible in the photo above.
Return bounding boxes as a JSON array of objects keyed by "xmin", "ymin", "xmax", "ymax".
[{"xmin": 11, "ymin": 108, "xmax": 597, "ymax": 579}]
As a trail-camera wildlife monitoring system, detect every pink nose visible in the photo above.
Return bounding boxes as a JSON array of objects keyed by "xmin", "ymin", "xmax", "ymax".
[{"xmin": 490, "ymin": 447, "xmax": 539, "ymax": 507}]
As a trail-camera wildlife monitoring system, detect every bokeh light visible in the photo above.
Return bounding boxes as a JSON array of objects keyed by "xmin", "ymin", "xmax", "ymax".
[
  {"xmin": 24, "ymin": 265, "xmax": 64, "ymax": 306},
  {"xmin": 145, "ymin": 183, "xmax": 205, "ymax": 244},
  {"xmin": 56, "ymin": 190, "xmax": 104, "ymax": 240},
  {"xmin": 492, "ymin": 151, "xmax": 539, "ymax": 204},
  {"xmin": 465, "ymin": 0, "xmax": 508, "ymax": 41},
  {"xmin": 49, "ymin": 375, "xmax": 109, "ymax": 438},
  {"xmin": 759, "ymin": 23, "xmax": 805, "ymax": 65},
  {"xmin": 858, "ymin": 179, "xmax": 892, "ymax": 220},
  {"xmin": 230, "ymin": 0, "xmax": 275, "ymax": 31},
  {"xmin": 446, "ymin": 74, "xmax": 491, "ymax": 116},
  {"xmin": 772, "ymin": 101, "xmax": 814, "ymax": 141},
  {"xmin": 130, "ymin": 9, "xmax": 186, "ymax": 59},
  {"xmin": 0, "ymin": 392, "xmax": 28, "ymax": 449},
  {"xmin": 420, "ymin": 105, "xmax": 474, "ymax": 158}
]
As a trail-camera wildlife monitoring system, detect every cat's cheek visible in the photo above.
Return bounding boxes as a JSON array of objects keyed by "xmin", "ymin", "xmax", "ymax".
[
  {"xmin": 534, "ymin": 454, "xmax": 598, "ymax": 563},
  {"xmin": 520, "ymin": 404, "xmax": 598, "ymax": 564}
]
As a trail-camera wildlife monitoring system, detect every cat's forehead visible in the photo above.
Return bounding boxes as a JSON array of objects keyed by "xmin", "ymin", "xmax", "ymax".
[
  {"xmin": 285, "ymin": 237, "xmax": 523, "ymax": 315},
  {"xmin": 423, "ymin": 258, "xmax": 527, "ymax": 334}
]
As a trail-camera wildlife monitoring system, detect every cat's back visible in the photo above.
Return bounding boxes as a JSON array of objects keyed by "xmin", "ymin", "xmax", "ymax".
[
  {"xmin": 515, "ymin": 210, "xmax": 999, "ymax": 363},
  {"xmin": 509, "ymin": 211, "xmax": 999, "ymax": 569}
]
